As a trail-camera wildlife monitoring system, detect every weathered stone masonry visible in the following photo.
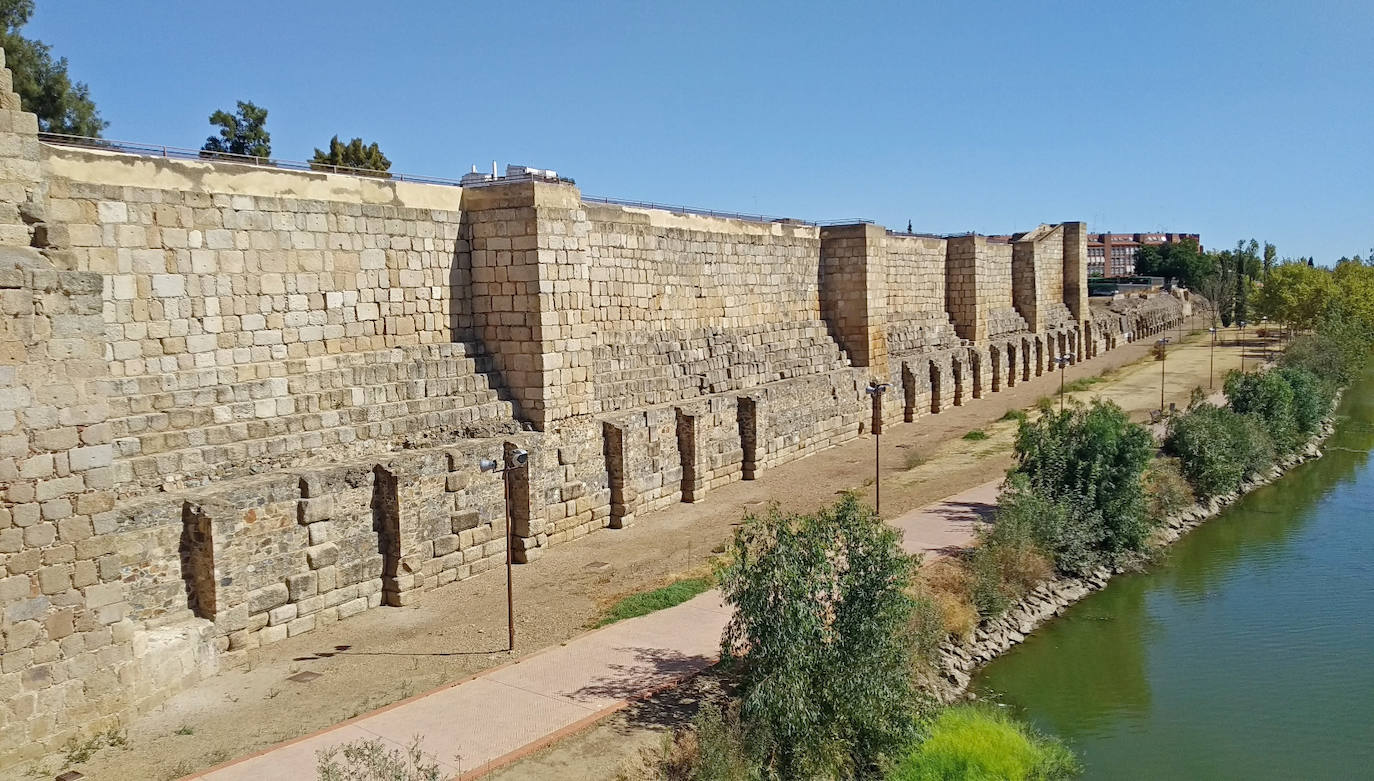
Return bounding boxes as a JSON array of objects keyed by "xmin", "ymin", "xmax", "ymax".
[{"xmin": 0, "ymin": 55, "xmax": 1186, "ymax": 767}]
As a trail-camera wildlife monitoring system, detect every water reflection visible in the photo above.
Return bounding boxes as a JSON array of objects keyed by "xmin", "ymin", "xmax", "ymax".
[{"xmin": 974, "ymin": 366, "xmax": 1374, "ymax": 780}]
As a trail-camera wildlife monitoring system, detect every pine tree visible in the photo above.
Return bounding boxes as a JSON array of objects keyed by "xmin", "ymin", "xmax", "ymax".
[
  {"xmin": 310, "ymin": 135, "xmax": 391, "ymax": 177},
  {"xmin": 0, "ymin": 0, "xmax": 106, "ymax": 136},
  {"xmin": 202, "ymin": 101, "xmax": 271, "ymax": 159}
]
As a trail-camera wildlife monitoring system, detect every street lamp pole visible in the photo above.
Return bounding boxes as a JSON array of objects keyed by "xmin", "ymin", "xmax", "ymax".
[
  {"xmin": 1055, "ymin": 354, "xmax": 1072, "ymax": 413},
  {"xmin": 1238, "ymin": 320, "xmax": 1248, "ymax": 372},
  {"xmin": 480, "ymin": 447, "xmax": 529, "ymax": 651},
  {"xmin": 1156, "ymin": 337, "xmax": 1171, "ymax": 414},
  {"xmin": 1208, "ymin": 327, "xmax": 1218, "ymax": 389},
  {"xmin": 865, "ymin": 381, "xmax": 890, "ymax": 515}
]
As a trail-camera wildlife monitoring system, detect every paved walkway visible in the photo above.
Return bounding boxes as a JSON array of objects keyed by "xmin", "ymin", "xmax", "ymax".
[{"xmin": 194, "ymin": 482, "xmax": 996, "ymax": 780}]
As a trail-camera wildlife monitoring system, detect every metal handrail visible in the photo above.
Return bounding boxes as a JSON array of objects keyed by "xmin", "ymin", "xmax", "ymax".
[
  {"xmin": 38, "ymin": 132, "xmax": 472, "ymax": 187},
  {"xmin": 37, "ymin": 131, "xmax": 876, "ymax": 227}
]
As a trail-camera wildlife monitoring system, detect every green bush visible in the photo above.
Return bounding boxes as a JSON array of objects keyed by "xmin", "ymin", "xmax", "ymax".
[
  {"xmin": 1281, "ymin": 307, "xmax": 1371, "ymax": 385},
  {"xmin": 1224, "ymin": 370, "xmax": 1299, "ymax": 453},
  {"xmin": 888, "ymin": 705, "xmax": 1080, "ymax": 781},
  {"xmin": 1275, "ymin": 365, "xmax": 1333, "ymax": 436},
  {"xmin": 963, "ymin": 429, "xmax": 989, "ymax": 441},
  {"xmin": 1164, "ymin": 404, "xmax": 1275, "ymax": 498},
  {"xmin": 908, "ymin": 589, "xmax": 948, "ymax": 672},
  {"xmin": 966, "ymin": 490, "xmax": 1055, "ymax": 615},
  {"xmin": 1012, "ymin": 400, "xmax": 1156, "ymax": 567},
  {"xmin": 994, "ymin": 475, "xmax": 1099, "ymax": 576},
  {"xmin": 632, "ymin": 702, "xmax": 763, "ymax": 781},
  {"xmin": 719, "ymin": 495, "xmax": 919, "ymax": 777}
]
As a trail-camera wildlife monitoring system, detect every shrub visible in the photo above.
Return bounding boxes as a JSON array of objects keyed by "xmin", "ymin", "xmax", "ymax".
[
  {"xmin": 966, "ymin": 496, "xmax": 1054, "ymax": 616},
  {"xmin": 316, "ymin": 737, "xmax": 441, "ymax": 781},
  {"xmin": 994, "ymin": 475, "xmax": 1099, "ymax": 576},
  {"xmin": 919, "ymin": 560, "xmax": 978, "ymax": 640},
  {"xmin": 1164, "ymin": 404, "xmax": 1275, "ymax": 498},
  {"xmin": 908, "ymin": 589, "xmax": 948, "ymax": 671},
  {"xmin": 719, "ymin": 495, "xmax": 919, "ymax": 777},
  {"xmin": 1012, "ymin": 401, "xmax": 1156, "ymax": 568},
  {"xmin": 1000, "ymin": 409, "xmax": 1029, "ymax": 423},
  {"xmin": 963, "ymin": 429, "xmax": 989, "ymax": 441},
  {"xmin": 629, "ymin": 702, "xmax": 762, "ymax": 781},
  {"xmin": 1142, "ymin": 458, "xmax": 1195, "ymax": 519},
  {"xmin": 1224, "ymin": 370, "xmax": 1298, "ymax": 452},
  {"xmin": 888, "ymin": 705, "xmax": 1081, "ymax": 781},
  {"xmin": 1275, "ymin": 365, "xmax": 1333, "ymax": 436}
]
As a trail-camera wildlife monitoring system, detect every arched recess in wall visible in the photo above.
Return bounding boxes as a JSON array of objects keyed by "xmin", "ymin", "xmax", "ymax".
[
  {"xmin": 901, "ymin": 362, "xmax": 917, "ymax": 423},
  {"xmin": 990, "ymin": 347, "xmax": 1001, "ymax": 393},
  {"xmin": 1006, "ymin": 343, "xmax": 1017, "ymax": 387},
  {"xmin": 969, "ymin": 350, "xmax": 982, "ymax": 399},
  {"xmin": 951, "ymin": 355, "xmax": 964, "ymax": 406},
  {"xmin": 1057, "ymin": 332, "xmax": 1067, "ymax": 362},
  {"xmin": 1034, "ymin": 337, "xmax": 1045, "ymax": 376},
  {"xmin": 928, "ymin": 360, "xmax": 942, "ymax": 413},
  {"xmin": 179, "ymin": 502, "xmax": 216, "ymax": 621},
  {"xmin": 371, "ymin": 466, "xmax": 402, "ymax": 607},
  {"xmin": 1021, "ymin": 338, "xmax": 1032, "ymax": 381}
]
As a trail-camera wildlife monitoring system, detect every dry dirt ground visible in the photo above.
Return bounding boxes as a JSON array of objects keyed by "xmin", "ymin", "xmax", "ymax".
[{"xmin": 52, "ymin": 317, "xmax": 1263, "ymax": 781}]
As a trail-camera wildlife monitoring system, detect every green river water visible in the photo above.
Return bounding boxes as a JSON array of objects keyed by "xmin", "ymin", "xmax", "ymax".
[{"xmin": 972, "ymin": 366, "xmax": 1374, "ymax": 780}]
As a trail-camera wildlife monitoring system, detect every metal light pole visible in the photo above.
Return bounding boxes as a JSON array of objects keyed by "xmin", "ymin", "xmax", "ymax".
[
  {"xmin": 480, "ymin": 447, "xmax": 529, "ymax": 651},
  {"xmin": 865, "ymin": 381, "xmax": 890, "ymax": 515},
  {"xmin": 1260, "ymin": 316, "xmax": 1270, "ymax": 363},
  {"xmin": 1156, "ymin": 337, "xmax": 1171, "ymax": 414},
  {"xmin": 1055, "ymin": 354, "xmax": 1072, "ymax": 413},
  {"xmin": 1238, "ymin": 320, "xmax": 1248, "ymax": 372},
  {"xmin": 1208, "ymin": 327, "xmax": 1219, "ymax": 388}
]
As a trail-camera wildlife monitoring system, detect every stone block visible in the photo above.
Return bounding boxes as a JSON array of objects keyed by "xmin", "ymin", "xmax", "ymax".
[
  {"xmin": 306, "ymin": 543, "xmax": 338, "ymax": 569},
  {"xmin": 246, "ymin": 583, "xmax": 289, "ymax": 614}
]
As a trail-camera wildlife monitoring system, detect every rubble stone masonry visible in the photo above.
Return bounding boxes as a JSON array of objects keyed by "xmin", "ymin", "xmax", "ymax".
[{"xmin": 0, "ymin": 55, "xmax": 1188, "ymax": 768}]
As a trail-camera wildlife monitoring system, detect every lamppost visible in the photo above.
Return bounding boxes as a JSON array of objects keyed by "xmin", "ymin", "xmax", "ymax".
[
  {"xmin": 1054, "ymin": 353, "xmax": 1072, "ymax": 413},
  {"xmin": 1238, "ymin": 320, "xmax": 1248, "ymax": 372},
  {"xmin": 480, "ymin": 446, "xmax": 529, "ymax": 651},
  {"xmin": 865, "ymin": 381, "xmax": 890, "ymax": 515},
  {"xmin": 1208, "ymin": 327, "xmax": 1219, "ymax": 388},
  {"xmin": 1156, "ymin": 337, "xmax": 1171, "ymax": 414}
]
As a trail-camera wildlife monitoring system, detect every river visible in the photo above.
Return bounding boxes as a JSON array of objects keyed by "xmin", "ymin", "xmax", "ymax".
[{"xmin": 972, "ymin": 366, "xmax": 1374, "ymax": 779}]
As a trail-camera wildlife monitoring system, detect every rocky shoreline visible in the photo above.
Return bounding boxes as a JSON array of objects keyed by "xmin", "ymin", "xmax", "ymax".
[{"xmin": 934, "ymin": 407, "xmax": 1340, "ymax": 701}]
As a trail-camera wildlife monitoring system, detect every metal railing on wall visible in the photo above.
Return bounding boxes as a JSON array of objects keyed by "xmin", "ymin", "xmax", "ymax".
[
  {"xmin": 36, "ymin": 132, "xmax": 876, "ymax": 227},
  {"xmin": 38, "ymin": 132, "xmax": 472, "ymax": 187}
]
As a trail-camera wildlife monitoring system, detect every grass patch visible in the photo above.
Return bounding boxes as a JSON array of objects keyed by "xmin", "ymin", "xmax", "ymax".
[
  {"xmin": 999, "ymin": 409, "xmax": 1028, "ymax": 423},
  {"xmin": 1059, "ymin": 376, "xmax": 1103, "ymax": 394},
  {"xmin": 889, "ymin": 704, "xmax": 1080, "ymax": 780},
  {"xmin": 962, "ymin": 429, "xmax": 989, "ymax": 441},
  {"xmin": 904, "ymin": 450, "xmax": 927, "ymax": 470},
  {"xmin": 595, "ymin": 577, "xmax": 713, "ymax": 627}
]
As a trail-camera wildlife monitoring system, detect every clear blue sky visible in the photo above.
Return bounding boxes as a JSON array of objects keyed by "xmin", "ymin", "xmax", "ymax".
[{"xmin": 27, "ymin": 0, "xmax": 1374, "ymax": 261}]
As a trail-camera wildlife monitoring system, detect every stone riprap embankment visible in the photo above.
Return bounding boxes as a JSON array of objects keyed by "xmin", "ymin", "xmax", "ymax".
[{"xmin": 935, "ymin": 414, "xmax": 1338, "ymax": 700}]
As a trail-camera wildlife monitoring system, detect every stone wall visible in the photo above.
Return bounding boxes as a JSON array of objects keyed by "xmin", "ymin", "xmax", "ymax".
[{"xmin": 0, "ymin": 54, "xmax": 1188, "ymax": 769}]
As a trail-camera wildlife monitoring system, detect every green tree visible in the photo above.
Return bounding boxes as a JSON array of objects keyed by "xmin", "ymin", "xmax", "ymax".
[
  {"xmin": 0, "ymin": 0, "xmax": 105, "ymax": 135},
  {"xmin": 310, "ymin": 135, "xmax": 391, "ymax": 176},
  {"xmin": 1252, "ymin": 261, "xmax": 1336, "ymax": 332},
  {"xmin": 202, "ymin": 100, "xmax": 271, "ymax": 159},
  {"xmin": 1133, "ymin": 239, "xmax": 1213, "ymax": 288},
  {"xmin": 1262, "ymin": 242, "xmax": 1277, "ymax": 277},
  {"xmin": 1011, "ymin": 400, "xmax": 1157, "ymax": 569},
  {"xmin": 719, "ymin": 495, "xmax": 920, "ymax": 778}
]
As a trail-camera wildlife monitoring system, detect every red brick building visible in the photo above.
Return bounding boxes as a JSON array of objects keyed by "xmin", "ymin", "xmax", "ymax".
[{"xmin": 1087, "ymin": 232, "xmax": 1201, "ymax": 278}]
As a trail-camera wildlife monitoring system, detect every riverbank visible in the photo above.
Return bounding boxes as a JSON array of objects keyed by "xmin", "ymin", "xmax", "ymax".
[{"xmin": 934, "ymin": 399, "xmax": 1341, "ymax": 700}]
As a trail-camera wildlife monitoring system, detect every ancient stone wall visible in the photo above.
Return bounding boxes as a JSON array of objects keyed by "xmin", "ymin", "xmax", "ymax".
[{"xmin": 0, "ymin": 55, "xmax": 1189, "ymax": 768}]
